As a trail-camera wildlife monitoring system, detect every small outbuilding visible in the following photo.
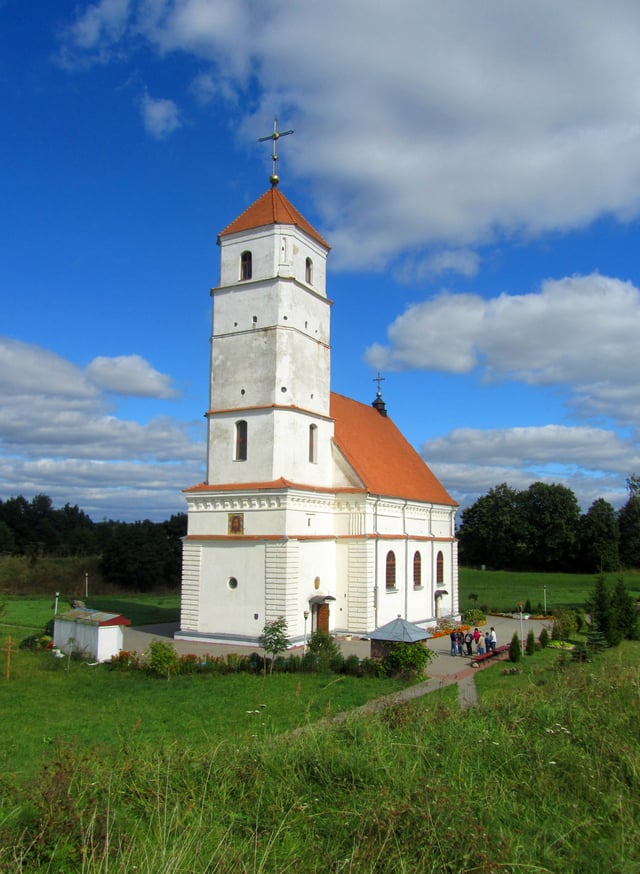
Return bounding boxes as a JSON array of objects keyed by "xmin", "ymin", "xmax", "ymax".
[
  {"xmin": 369, "ymin": 617, "xmax": 433, "ymax": 659},
  {"xmin": 53, "ymin": 608, "xmax": 131, "ymax": 662}
]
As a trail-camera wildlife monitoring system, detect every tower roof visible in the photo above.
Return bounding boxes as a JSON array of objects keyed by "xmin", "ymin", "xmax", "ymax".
[
  {"xmin": 331, "ymin": 392, "xmax": 457, "ymax": 506},
  {"xmin": 219, "ymin": 187, "xmax": 330, "ymax": 250}
]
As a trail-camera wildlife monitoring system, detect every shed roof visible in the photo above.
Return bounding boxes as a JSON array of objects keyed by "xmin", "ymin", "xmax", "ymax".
[
  {"xmin": 56, "ymin": 608, "xmax": 131, "ymax": 628},
  {"xmin": 369, "ymin": 617, "xmax": 433, "ymax": 642}
]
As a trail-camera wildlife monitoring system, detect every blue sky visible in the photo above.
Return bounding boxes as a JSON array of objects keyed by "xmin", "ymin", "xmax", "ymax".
[{"xmin": 2, "ymin": 0, "xmax": 640, "ymax": 521}]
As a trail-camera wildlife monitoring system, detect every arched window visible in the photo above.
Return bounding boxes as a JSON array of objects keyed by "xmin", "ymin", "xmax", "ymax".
[
  {"xmin": 240, "ymin": 251, "xmax": 252, "ymax": 281},
  {"xmin": 385, "ymin": 551, "xmax": 396, "ymax": 590},
  {"xmin": 413, "ymin": 551, "xmax": 422, "ymax": 588},
  {"xmin": 305, "ymin": 257, "xmax": 313, "ymax": 285},
  {"xmin": 235, "ymin": 420, "xmax": 247, "ymax": 461},
  {"xmin": 308, "ymin": 424, "xmax": 318, "ymax": 463},
  {"xmin": 436, "ymin": 550, "xmax": 444, "ymax": 585}
]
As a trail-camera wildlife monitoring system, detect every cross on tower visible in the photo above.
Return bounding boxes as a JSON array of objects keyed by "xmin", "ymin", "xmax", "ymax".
[
  {"xmin": 258, "ymin": 116, "xmax": 294, "ymax": 187},
  {"xmin": 373, "ymin": 372, "xmax": 385, "ymax": 396}
]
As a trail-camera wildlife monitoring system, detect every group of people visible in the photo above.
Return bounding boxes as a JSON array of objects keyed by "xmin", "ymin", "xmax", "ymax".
[{"xmin": 449, "ymin": 626, "xmax": 497, "ymax": 657}]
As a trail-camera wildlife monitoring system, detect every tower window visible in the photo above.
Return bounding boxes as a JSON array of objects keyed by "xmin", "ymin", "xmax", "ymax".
[
  {"xmin": 413, "ymin": 551, "xmax": 422, "ymax": 588},
  {"xmin": 309, "ymin": 424, "xmax": 318, "ymax": 463},
  {"xmin": 240, "ymin": 251, "xmax": 252, "ymax": 281},
  {"xmin": 436, "ymin": 551, "xmax": 444, "ymax": 585},
  {"xmin": 305, "ymin": 257, "xmax": 313, "ymax": 285},
  {"xmin": 235, "ymin": 420, "xmax": 247, "ymax": 461},
  {"xmin": 385, "ymin": 551, "xmax": 396, "ymax": 590}
]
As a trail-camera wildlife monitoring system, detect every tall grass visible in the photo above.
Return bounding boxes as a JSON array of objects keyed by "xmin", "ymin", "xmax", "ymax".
[{"xmin": 1, "ymin": 644, "xmax": 639, "ymax": 871}]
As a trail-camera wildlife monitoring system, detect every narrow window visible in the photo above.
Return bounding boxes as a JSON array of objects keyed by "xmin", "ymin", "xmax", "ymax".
[
  {"xmin": 436, "ymin": 550, "xmax": 444, "ymax": 585},
  {"xmin": 385, "ymin": 551, "xmax": 396, "ymax": 590},
  {"xmin": 235, "ymin": 420, "xmax": 247, "ymax": 461},
  {"xmin": 413, "ymin": 551, "xmax": 422, "ymax": 588},
  {"xmin": 308, "ymin": 424, "xmax": 318, "ymax": 463},
  {"xmin": 305, "ymin": 257, "xmax": 313, "ymax": 284},
  {"xmin": 240, "ymin": 251, "xmax": 252, "ymax": 280}
]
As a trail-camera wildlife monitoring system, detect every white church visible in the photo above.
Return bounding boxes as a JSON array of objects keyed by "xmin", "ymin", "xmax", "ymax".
[{"xmin": 177, "ymin": 163, "xmax": 459, "ymax": 647}]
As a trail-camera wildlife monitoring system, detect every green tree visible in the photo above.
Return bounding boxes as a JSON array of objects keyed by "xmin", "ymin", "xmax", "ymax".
[
  {"xmin": 516, "ymin": 482, "xmax": 581, "ymax": 571},
  {"xmin": 458, "ymin": 483, "xmax": 522, "ymax": 569},
  {"xmin": 587, "ymin": 574, "xmax": 620, "ymax": 647},
  {"xmin": 611, "ymin": 576, "xmax": 639, "ymax": 641},
  {"xmin": 626, "ymin": 473, "xmax": 640, "ymax": 498},
  {"xmin": 618, "ymin": 496, "xmax": 640, "ymax": 569},
  {"xmin": 577, "ymin": 498, "xmax": 620, "ymax": 572},
  {"xmin": 259, "ymin": 617, "xmax": 290, "ymax": 674},
  {"xmin": 509, "ymin": 632, "xmax": 522, "ymax": 662},
  {"xmin": 526, "ymin": 628, "xmax": 536, "ymax": 656},
  {"xmin": 0, "ymin": 520, "xmax": 17, "ymax": 554},
  {"xmin": 100, "ymin": 519, "xmax": 182, "ymax": 591}
]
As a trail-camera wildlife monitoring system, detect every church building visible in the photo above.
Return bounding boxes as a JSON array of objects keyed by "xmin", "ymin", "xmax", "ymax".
[{"xmin": 177, "ymin": 164, "xmax": 458, "ymax": 646}]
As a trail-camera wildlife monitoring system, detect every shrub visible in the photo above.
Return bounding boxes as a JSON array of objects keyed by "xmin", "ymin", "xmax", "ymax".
[
  {"xmin": 552, "ymin": 608, "xmax": 578, "ymax": 641},
  {"xmin": 343, "ymin": 654, "xmax": 362, "ymax": 676},
  {"xmin": 463, "ymin": 608, "xmax": 486, "ymax": 625},
  {"xmin": 508, "ymin": 632, "xmax": 522, "ymax": 663},
  {"xmin": 381, "ymin": 642, "xmax": 432, "ymax": 679},
  {"xmin": 306, "ymin": 631, "xmax": 341, "ymax": 672},
  {"xmin": 539, "ymin": 627, "xmax": 550, "ymax": 649},
  {"xmin": 526, "ymin": 628, "xmax": 536, "ymax": 656},
  {"xmin": 145, "ymin": 640, "xmax": 179, "ymax": 679}
]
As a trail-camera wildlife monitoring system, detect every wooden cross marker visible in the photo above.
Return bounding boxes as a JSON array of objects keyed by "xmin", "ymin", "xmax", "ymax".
[{"xmin": 1, "ymin": 636, "xmax": 12, "ymax": 681}]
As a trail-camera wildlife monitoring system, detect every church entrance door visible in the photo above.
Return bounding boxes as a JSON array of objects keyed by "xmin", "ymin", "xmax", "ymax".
[{"xmin": 317, "ymin": 602, "xmax": 330, "ymax": 633}]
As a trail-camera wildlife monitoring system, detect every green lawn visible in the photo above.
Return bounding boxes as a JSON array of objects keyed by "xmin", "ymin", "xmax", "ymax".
[
  {"xmin": 0, "ymin": 649, "xmax": 405, "ymax": 781},
  {"xmin": 0, "ymin": 592, "xmax": 180, "ymax": 634},
  {"xmin": 460, "ymin": 567, "xmax": 640, "ymax": 613}
]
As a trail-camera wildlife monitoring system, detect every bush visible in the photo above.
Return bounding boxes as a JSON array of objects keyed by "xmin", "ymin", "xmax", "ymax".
[
  {"xmin": 145, "ymin": 640, "xmax": 178, "ymax": 679},
  {"xmin": 380, "ymin": 642, "xmax": 432, "ymax": 679},
  {"xmin": 526, "ymin": 628, "xmax": 536, "ymax": 656},
  {"xmin": 463, "ymin": 608, "xmax": 486, "ymax": 625},
  {"xmin": 306, "ymin": 631, "xmax": 341, "ymax": 672},
  {"xmin": 539, "ymin": 627, "xmax": 550, "ymax": 649},
  {"xmin": 552, "ymin": 608, "xmax": 578, "ymax": 641},
  {"xmin": 343, "ymin": 654, "xmax": 362, "ymax": 676}
]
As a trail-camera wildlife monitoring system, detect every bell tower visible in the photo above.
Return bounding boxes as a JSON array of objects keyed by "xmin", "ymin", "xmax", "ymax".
[{"xmin": 206, "ymin": 181, "xmax": 332, "ymax": 488}]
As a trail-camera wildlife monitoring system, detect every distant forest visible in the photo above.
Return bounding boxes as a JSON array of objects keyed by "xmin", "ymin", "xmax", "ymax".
[
  {"xmin": 0, "ymin": 494, "xmax": 186, "ymax": 592},
  {"xmin": 458, "ymin": 479, "xmax": 640, "ymax": 573}
]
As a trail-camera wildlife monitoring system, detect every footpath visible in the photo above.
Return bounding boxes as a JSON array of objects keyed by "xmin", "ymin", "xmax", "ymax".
[{"xmin": 124, "ymin": 614, "xmax": 551, "ymax": 711}]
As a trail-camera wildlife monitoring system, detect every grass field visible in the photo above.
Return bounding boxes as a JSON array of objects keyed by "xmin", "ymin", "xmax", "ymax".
[
  {"xmin": 1, "ymin": 638, "xmax": 638, "ymax": 871},
  {"xmin": 459, "ymin": 567, "xmax": 640, "ymax": 613}
]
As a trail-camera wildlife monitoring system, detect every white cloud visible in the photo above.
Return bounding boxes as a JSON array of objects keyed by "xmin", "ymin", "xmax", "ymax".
[
  {"xmin": 366, "ymin": 273, "xmax": 640, "ymax": 426},
  {"xmin": 139, "ymin": 91, "xmax": 181, "ymax": 139},
  {"xmin": 57, "ymin": 1, "xmax": 640, "ymax": 266},
  {"xmin": 0, "ymin": 339, "xmax": 203, "ymax": 520},
  {"xmin": 87, "ymin": 354, "xmax": 179, "ymax": 398},
  {"xmin": 423, "ymin": 423, "xmax": 640, "ymax": 512}
]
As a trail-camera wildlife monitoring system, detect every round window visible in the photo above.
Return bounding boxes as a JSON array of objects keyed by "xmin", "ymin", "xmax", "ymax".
[{"xmin": 228, "ymin": 577, "xmax": 238, "ymax": 590}]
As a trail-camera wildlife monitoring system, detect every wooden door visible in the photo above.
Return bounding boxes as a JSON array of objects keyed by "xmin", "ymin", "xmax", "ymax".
[{"xmin": 317, "ymin": 602, "xmax": 329, "ymax": 633}]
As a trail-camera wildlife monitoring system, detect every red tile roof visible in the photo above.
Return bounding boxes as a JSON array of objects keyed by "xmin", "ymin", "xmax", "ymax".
[
  {"xmin": 219, "ymin": 187, "xmax": 330, "ymax": 250},
  {"xmin": 185, "ymin": 394, "xmax": 456, "ymax": 507},
  {"xmin": 331, "ymin": 392, "xmax": 457, "ymax": 506}
]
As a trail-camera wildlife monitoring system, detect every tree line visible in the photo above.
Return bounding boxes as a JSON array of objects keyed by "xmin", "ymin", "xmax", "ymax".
[
  {"xmin": 458, "ymin": 477, "xmax": 640, "ymax": 572},
  {"xmin": 0, "ymin": 494, "xmax": 187, "ymax": 591}
]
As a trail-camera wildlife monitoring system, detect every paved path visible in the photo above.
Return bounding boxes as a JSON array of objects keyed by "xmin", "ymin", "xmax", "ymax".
[{"xmin": 123, "ymin": 614, "xmax": 552, "ymax": 710}]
